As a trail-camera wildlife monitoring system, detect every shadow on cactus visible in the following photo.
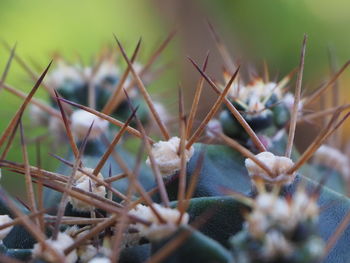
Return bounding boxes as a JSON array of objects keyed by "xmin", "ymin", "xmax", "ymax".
[{"xmin": 0, "ymin": 26, "xmax": 350, "ymax": 263}]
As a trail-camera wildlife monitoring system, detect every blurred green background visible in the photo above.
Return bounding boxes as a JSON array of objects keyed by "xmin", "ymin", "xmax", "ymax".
[
  {"xmin": 204, "ymin": 0, "xmax": 350, "ymax": 79},
  {"xmin": 1, "ymin": 0, "xmax": 350, "ymax": 197}
]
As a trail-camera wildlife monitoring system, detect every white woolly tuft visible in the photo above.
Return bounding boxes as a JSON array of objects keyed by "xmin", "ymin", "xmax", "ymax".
[
  {"xmin": 245, "ymin": 152, "xmax": 275, "ymax": 175},
  {"xmin": 245, "ymin": 151, "xmax": 295, "ymax": 185},
  {"xmin": 282, "ymin": 92, "xmax": 303, "ymax": 112},
  {"xmin": 226, "ymin": 77, "xmax": 298, "ymax": 119},
  {"xmin": 263, "ymin": 230, "xmax": 293, "ymax": 259},
  {"xmin": 248, "ymin": 190, "xmax": 318, "ymax": 239},
  {"xmin": 313, "ymin": 145, "xmax": 350, "ymax": 179},
  {"xmin": 0, "ymin": 215, "xmax": 13, "ymax": 240},
  {"xmin": 246, "ymin": 95, "xmax": 269, "ymax": 116},
  {"xmin": 78, "ymin": 244, "xmax": 98, "ymax": 263},
  {"xmin": 290, "ymin": 189, "xmax": 319, "ymax": 222},
  {"xmin": 68, "ymin": 168, "xmax": 106, "ymax": 212},
  {"xmin": 90, "ymin": 61, "xmax": 119, "ymax": 85},
  {"xmin": 32, "ymin": 232, "xmax": 77, "ymax": 263},
  {"xmin": 65, "ymin": 225, "xmax": 98, "ymax": 262},
  {"xmin": 129, "ymin": 203, "xmax": 189, "ymax": 241},
  {"xmin": 146, "ymin": 137, "xmax": 194, "ymax": 177},
  {"xmin": 88, "ymin": 257, "xmax": 111, "ymax": 263},
  {"xmin": 227, "ymin": 79, "xmax": 281, "ymax": 104},
  {"xmin": 48, "ymin": 61, "xmax": 84, "ymax": 89},
  {"xmin": 206, "ymin": 119, "xmax": 223, "ymax": 138},
  {"xmin": 71, "ymin": 110, "xmax": 109, "ymax": 140}
]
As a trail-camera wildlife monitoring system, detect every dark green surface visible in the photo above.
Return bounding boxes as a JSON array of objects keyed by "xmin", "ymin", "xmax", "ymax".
[{"xmin": 151, "ymin": 225, "xmax": 233, "ymax": 263}]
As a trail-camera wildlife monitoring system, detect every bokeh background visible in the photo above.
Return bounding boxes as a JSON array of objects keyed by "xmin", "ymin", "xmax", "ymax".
[{"xmin": 1, "ymin": 0, "xmax": 350, "ymax": 197}]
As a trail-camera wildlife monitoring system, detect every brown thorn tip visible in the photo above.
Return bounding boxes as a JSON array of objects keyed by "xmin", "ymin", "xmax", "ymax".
[
  {"xmin": 0, "ymin": 60, "xmax": 52, "ymax": 149},
  {"xmin": 93, "ymin": 106, "xmax": 139, "ymax": 176},
  {"xmin": 114, "ymin": 35, "xmax": 170, "ymax": 140},
  {"xmin": 0, "ymin": 43, "xmax": 17, "ymax": 88},
  {"xmin": 285, "ymin": 34, "xmax": 307, "ymax": 158},
  {"xmin": 186, "ymin": 63, "xmax": 240, "ymax": 149},
  {"xmin": 186, "ymin": 52, "xmax": 210, "ymax": 138},
  {"xmin": 54, "ymin": 89, "xmax": 80, "ymax": 159}
]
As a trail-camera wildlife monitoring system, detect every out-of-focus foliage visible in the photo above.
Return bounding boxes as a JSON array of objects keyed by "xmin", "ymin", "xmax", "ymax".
[{"xmin": 202, "ymin": 0, "xmax": 350, "ymax": 78}]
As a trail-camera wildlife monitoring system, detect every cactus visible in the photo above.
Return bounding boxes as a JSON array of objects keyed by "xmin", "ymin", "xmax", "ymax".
[{"xmin": 0, "ymin": 29, "xmax": 350, "ymax": 263}]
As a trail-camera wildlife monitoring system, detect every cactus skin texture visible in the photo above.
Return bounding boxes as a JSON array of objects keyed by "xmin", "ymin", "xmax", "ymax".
[{"xmin": 1, "ymin": 34, "xmax": 350, "ymax": 263}]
